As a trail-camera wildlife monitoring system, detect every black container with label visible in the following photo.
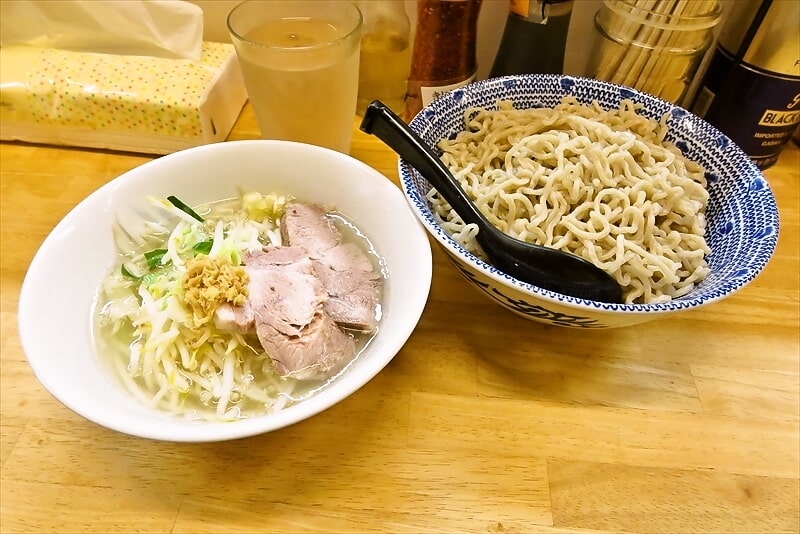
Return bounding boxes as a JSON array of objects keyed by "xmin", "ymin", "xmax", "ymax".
[{"xmin": 692, "ymin": 0, "xmax": 800, "ymax": 169}]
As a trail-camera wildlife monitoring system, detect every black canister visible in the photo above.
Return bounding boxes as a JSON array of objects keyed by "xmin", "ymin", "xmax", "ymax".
[{"xmin": 691, "ymin": 0, "xmax": 800, "ymax": 169}]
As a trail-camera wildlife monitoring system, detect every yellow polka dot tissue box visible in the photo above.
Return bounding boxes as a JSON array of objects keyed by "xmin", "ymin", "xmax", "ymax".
[{"xmin": 0, "ymin": 42, "xmax": 248, "ymax": 154}]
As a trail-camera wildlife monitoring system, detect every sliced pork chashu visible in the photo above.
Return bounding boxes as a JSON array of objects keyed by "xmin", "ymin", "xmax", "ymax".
[
  {"xmin": 281, "ymin": 203, "xmax": 382, "ymax": 333},
  {"xmin": 215, "ymin": 246, "xmax": 355, "ymax": 381}
]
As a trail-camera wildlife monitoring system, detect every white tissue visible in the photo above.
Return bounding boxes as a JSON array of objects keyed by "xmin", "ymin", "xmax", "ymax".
[{"xmin": 0, "ymin": 0, "xmax": 203, "ymax": 61}]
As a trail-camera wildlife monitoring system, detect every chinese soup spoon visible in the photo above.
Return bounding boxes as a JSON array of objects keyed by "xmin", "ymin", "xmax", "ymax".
[{"xmin": 360, "ymin": 100, "xmax": 623, "ymax": 304}]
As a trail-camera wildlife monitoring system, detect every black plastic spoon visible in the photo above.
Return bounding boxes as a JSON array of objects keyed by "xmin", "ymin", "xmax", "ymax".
[{"xmin": 360, "ymin": 100, "xmax": 623, "ymax": 303}]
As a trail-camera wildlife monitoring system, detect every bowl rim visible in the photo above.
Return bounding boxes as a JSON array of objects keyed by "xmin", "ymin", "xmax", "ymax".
[
  {"xmin": 18, "ymin": 139, "xmax": 433, "ymax": 442},
  {"xmin": 398, "ymin": 73, "xmax": 780, "ymax": 314}
]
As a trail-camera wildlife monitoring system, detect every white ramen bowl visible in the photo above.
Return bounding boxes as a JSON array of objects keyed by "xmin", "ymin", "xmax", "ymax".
[
  {"xmin": 400, "ymin": 74, "xmax": 779, "ymax": 329},
  {"xmin": 19, "ymin": 140, "xmax": 432, "ymax": 441}
]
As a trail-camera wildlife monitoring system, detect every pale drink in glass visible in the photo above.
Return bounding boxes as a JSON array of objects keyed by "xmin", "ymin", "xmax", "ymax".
[{"xmin": 228, "ymin": 1, "xmax": 362, "ymax": 154}]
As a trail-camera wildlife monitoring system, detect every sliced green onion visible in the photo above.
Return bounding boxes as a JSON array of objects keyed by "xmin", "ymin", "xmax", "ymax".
[
  {"xmin": 121, "ymin": 263, "xmax": 142, "ymax": 281},
  {"xmin": 144, "ymin": 248, "xmax": 168, "ymax": 269},
  {"xmin": 193, "ymin": 240, "xmax": 213, "ymax": 256},
  {"xmin": 167, "ymin": 195, "xmax": 204, "ymax": 222}
]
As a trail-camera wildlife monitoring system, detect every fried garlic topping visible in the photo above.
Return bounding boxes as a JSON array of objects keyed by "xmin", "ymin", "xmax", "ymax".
[{"xmin": 182, "ymin": 254, "xmax": 248, "ymax": 325}]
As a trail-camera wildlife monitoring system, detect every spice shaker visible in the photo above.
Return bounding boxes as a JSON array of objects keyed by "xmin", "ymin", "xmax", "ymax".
[
  {"xmin": 356, "ymin": 0, "xmax": 413, "ymax": 116},
  {"xmin": 405, "ymin": 0, "xmax": 483, "ymax": 120},
  {"xmin": 489, "ymin": 0, "xmax": 573, "ymax": 78},
  {"xmin": 691, "ymin": 0, "xmax": 800, "ymax": 169}
]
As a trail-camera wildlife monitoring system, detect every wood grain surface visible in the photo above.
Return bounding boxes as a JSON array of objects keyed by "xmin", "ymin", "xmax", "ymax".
[{"xmin": 1, "ymin": 104, "xmax": 798, "ymax": 533}]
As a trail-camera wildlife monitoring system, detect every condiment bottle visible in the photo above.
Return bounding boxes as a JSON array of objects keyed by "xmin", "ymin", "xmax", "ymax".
[
  {"xmin": 489, "ymin": 0, "xmax": 573, "ymax": 78},
  {"xmin": 691, "ymin": 0, "xmax": 800, "ymax": 169},
  {"xmin": 356, "ymin": 0, "xmax": 413, "ymax": 116},
  {"xmin": 405, "ymin": 0, "xmax": 483, "ymax": 120}
]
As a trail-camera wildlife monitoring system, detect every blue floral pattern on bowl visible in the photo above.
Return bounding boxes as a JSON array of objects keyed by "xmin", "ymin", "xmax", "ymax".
[{"xmin": 398, "ymin": 74, "xmax": 780, "ymax": 328}]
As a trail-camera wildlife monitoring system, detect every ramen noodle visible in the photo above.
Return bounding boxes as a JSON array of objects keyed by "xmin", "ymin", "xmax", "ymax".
[{"xmin": 431, "ymin": 97, "xmax": 711, "ymax": 304}]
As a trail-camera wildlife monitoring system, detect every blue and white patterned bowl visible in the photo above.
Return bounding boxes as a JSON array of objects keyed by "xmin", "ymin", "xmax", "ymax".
[{"xmin": 399, "ymin": 75, "xmax": 779, "ymax": 329}]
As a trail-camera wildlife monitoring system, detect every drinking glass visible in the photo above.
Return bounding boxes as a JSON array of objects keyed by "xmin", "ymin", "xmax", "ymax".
[{"xmin": 228, "ymin": 0, "xmax": 362, "ymax": 153}]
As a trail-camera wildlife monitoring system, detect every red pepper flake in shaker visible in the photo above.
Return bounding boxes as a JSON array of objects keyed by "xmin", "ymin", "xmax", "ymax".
[{"xmin": 405, "ymin": 0, "xmax": 483, "ymax": 120}]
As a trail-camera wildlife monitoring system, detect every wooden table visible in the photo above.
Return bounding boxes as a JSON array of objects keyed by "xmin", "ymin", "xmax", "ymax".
[{"xmin": 1, "ymin": 104, "xmax": 798, "ymax": 533}]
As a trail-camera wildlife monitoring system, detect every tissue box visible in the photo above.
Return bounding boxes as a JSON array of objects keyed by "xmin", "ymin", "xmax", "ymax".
[{"xmin": 0, "ymin": 41, "xmax": 247, "ymax": 154}]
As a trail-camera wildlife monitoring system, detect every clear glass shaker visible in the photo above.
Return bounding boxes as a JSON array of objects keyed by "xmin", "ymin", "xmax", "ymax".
[
  {"xmin": 356, "ymin": 0, "xmax": 413, "ymax": 117},
  {"xmin": 405, "ymin": 0, "xmax": 483, "ymax": 120}
]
